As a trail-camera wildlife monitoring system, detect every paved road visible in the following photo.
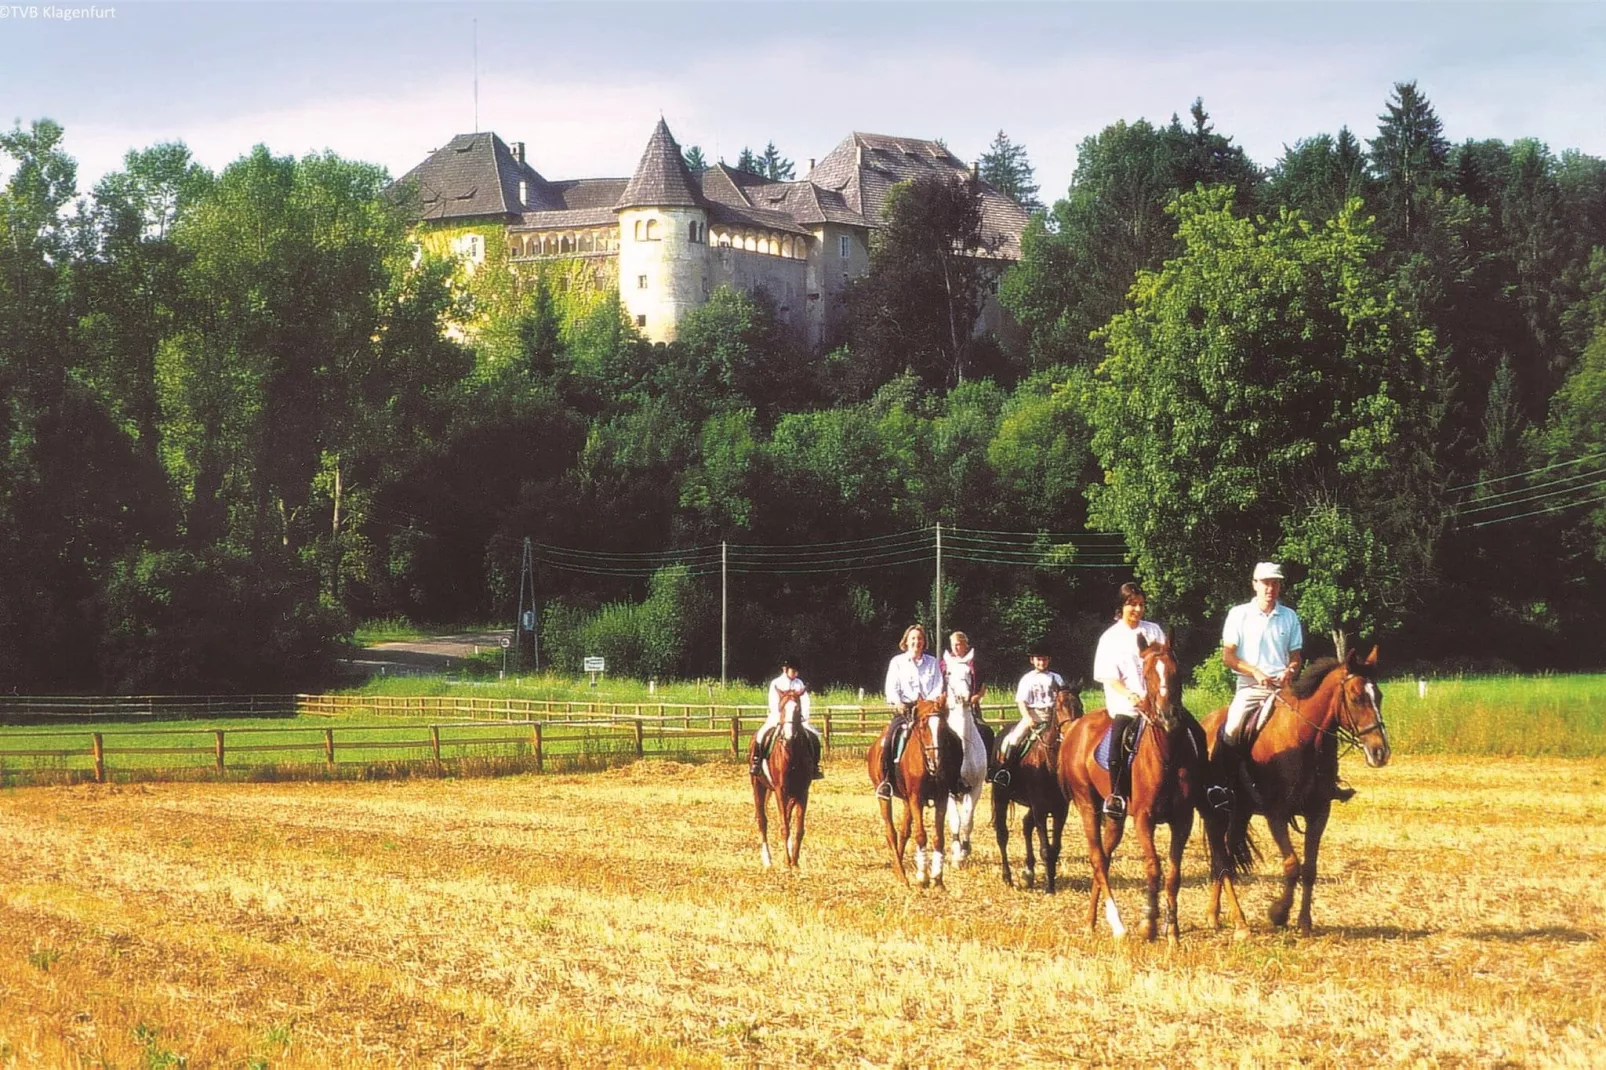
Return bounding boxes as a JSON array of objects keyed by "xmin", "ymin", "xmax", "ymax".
[{"xmin": 341, "ymin": 631, "xmax": 515, "ymax": 679}]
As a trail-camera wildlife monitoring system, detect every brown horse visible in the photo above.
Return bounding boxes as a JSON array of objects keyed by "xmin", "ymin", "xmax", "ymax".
[
  {"xmin": 1202, "ymin": 647, "xmax": 1390, "ymax": 936},
  {"xmin": 1059, "ymin": 637, "xmax": 1221, "ymax": 942},
  {"xmin": 866, "ymin": 697, "xmax": 963, "ymax": 887},
  {"xmin": 751, "ymin": 689, "xmax": 818, "ymax": 869},
  {"xmin": 991, "ymin": 689, "xmax": 1081, "ymax": 891}
]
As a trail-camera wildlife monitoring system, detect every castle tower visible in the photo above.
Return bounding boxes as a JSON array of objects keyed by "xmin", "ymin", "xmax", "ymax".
[{"xmin": 615, "ymin": 119, "xmax": 708, "ymax": 343}]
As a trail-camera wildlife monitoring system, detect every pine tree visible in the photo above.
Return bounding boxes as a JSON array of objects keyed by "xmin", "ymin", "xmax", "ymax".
[
  {"xmin": 759, "ymin": 141, "xmax": 795, "ymax": 181},
  {"xmin": 977, "ymin": 130, "xmax": 1041, "ymax": 209},
  {"xmin": 1369, "ymin": 81, "xmax": 1450, "ymax": 241},
  {"xmin": 682, "ymin": 145, "xmax": 708, "ymax": 173}
]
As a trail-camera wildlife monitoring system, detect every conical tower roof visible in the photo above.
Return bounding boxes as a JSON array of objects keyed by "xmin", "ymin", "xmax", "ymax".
[{"xmin": 616, "ymin": 118, "xmax": 701, "ymax": 209}]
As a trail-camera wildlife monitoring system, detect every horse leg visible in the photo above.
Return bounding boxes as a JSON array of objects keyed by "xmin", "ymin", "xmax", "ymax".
[
  {"xmin": 1265, "ymin": 815, "xmax": 1300, "ymax": 929},
  {"xmin": 1136, "ymin": 812, "xmax": 1161, "ymax": 942},
  {"xmin": 1022, "ymin": 809, "xmax": 1038, "ymax": 889},
  {"xmin": 1163, "ymin": 811, "xmax": 1190, "ymax": 946},
  {"xmin": 1297, "ymin": 804, "xmax": 1331, "ymax": 935},
  {"xmin": 994, "ymin": 787, "xmax": 1014, "ymax": 887},
  {"xmin": 788, "ymin": 795, "xmax": 807, "ymax": 868},
  {"xmin": 1046, "ymin": 800, "xmax": 1068, "ymax": 895},
  {"xmin": 879, "ymin": 793, "xmax": 909, "ymax": 886},
  {"xmin": 753, "ymin": 776, "xmax": 772, "ymax": 870},
  {"xmin": 930, "ymin": 795, "xmax": 947, "ymax": 889},
  {"xmin": 912, "ymin": 798, "xmax": 930, "ymax": 888},
  {"xmin": 1076, "ymin": 799, "xmax": 1120, "ymax": 937},
  {"xmin": 776, "ymin": 783, "xmax": 794, "ymax": 870}
]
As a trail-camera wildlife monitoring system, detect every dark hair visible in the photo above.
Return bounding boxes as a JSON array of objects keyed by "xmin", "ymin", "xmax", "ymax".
[
  {"xmin": 1117, "ymin": 582, "xmax": 1146, "ymax": 615},
  {"xmin": 780, "ymin": 655, "xmax": 800, "ymax": 670}
]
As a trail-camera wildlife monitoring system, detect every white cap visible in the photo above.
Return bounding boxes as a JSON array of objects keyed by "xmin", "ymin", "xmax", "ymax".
[{"xmin": 1253, "ymin": 562, "xmax": 1285, "ymax": 581}]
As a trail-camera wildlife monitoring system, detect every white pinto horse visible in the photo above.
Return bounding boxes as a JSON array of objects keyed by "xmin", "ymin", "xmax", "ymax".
[{"xmin": 944, "ymin": 695, "xmax": 989, "ymax": 866}]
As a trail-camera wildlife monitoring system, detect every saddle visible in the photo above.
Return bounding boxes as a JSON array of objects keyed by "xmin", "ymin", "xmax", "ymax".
[{"xmin": 1094, "ymin": 718, "xmax": 1145, "ymax": 771}]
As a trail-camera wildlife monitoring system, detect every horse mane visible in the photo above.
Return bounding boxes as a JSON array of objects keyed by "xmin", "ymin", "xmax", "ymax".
[{"xmin": 1289, "ymin": 654, "xmax": 1376, "ymax": 700}]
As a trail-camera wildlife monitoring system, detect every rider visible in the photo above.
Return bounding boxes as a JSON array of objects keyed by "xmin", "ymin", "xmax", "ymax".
[
  {"xmin": 992, "ymin": 647, "xmax": 1065, "ymax": 788},
  {"xmin": 876, "ymin": 623, "xmax": 945, "ymax": 800},
  {"xmin": 942, "ymin": 630, "xmax": 985, "ymax": 723},
  {"xmin": 1092, "ymin": 582, "xmax": 1166, "ymax": 820},
  {"xmin": 1218, "ymin": 562, "xmax": 1303, "ymax": 802},
  {"xmin": 750, "ymin": 655, "xmax": 823, "ymax": 779}
]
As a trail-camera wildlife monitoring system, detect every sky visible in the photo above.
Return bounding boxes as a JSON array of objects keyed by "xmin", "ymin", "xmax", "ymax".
[{"xmin": 2, "ymin": 1, "xmax": 1605, "ymax": 198}]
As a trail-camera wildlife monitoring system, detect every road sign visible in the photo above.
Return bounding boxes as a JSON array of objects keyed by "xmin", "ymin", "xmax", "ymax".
[
  {"xmin": 583, "ymin": 656, "xmax": 606, "ymax": 673},
  {"xmin": 499, "ymin": 635, "xmax": 512, "ymax": 649},
  {"xmin": 521, "ymin": 610, "xmax": 536, "ymax": 631}
]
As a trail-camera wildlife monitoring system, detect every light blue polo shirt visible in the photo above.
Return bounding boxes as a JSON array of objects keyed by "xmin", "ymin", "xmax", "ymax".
[{"xmin": 1221, "ymin": 601, "xmax": 1303, "ymax": 688}]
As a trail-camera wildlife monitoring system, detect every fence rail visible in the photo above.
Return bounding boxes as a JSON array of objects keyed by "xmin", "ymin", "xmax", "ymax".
[{"xmin": 0, "ymin": 692, "xmax": 1015, "ymax": 784}]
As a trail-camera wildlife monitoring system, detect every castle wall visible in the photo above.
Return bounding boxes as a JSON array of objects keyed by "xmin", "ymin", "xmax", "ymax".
[
  {"xmin": 808, "ymin": 224, "xmax": 870, "ymax": 347},
  {"xmin": 618, "ymin": 206, "xmax": 707, "ymax": 343},
  {"xmin": 709, "ymin": 246, "xmax": 810, "ymax": 340}
]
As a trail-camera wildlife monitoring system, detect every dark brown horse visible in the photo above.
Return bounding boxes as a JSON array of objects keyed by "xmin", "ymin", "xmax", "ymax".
[
  {"xmin": 752, "ymin": 689, "xmax": 818, "ymax": 869},
  {"xmin": 1059, "ymin": 637, "xmax": 1222, "ymax": 942},
  {"xmin": 1201, "ymin": 647, "xmax": 1390, "ymax": 936},
  {"xmin": 991, "ymin": 689, "xmax": 1081, "ymax": 891},
  {"xmin": 866, "ymin": 697, "xmax": 963, "ymax": 887}
]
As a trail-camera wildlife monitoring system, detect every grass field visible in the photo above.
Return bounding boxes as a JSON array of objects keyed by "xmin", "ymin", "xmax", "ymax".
[{"xmin": 1, "ymin": 750, "xmax": 1602, "ymax": 1066}]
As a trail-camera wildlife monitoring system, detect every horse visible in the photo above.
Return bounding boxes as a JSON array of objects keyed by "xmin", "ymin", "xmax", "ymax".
[
  {"xmin": 751, "ymin": 687, "xmax": 818, "ymax": 869},
  {"xmin": 991, "ymin": 688, "xmax": 1081, "ymax": 892},
  {"xmin": 866, "ymin": 697, "xmax": 964, "ymax": 887},
  {"xmin": 944, "ymin": 693, "xmax": 994, "ymax": 867},
  {"xmin": 1201, "ymin": 646, "xmax": 1391, "ymax": 936},
  {"xmin": 1059, "ymin": 637, "xmax": 1225, "ymax": 942}
]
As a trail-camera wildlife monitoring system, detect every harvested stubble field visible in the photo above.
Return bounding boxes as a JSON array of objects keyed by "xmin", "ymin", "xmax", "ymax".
[{"xmin": 1, "ymin": 753, "xmax": 1602, "ymax": 1067}]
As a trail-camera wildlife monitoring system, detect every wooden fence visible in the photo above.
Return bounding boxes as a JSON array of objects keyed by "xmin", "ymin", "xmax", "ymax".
[{"xmin": 0, "ymin": 693, "xmax": 1015, "ymax": 783}]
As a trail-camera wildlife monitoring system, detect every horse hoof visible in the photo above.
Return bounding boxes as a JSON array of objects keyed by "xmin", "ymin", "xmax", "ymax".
[
  {"xmin": 1234, "ymin": 927, "xmax": 1251, "ymax": 942},
  {"xmin": 1298, "ymin": 921, "xmax": 1313, "ymax": 937}
]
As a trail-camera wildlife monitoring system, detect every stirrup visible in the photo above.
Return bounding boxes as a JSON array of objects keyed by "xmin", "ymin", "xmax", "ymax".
[
  {"xmin": 1333, "ymin": 780, "xmax": 1355, "ymax": 803},
  {"xmin": 812, "ymin": 767, "xmax": 825, "ymax": 781},
  {"xmin": 1103, "ymin": 794, "xmax": 1127, "ymax": 819},
  {"xmin": 991, "ymin": 768, "xmax": 1011, "ymax": 788},
  {"xmin": 1206, "ymin": 784, "xmax": 1233, "ymax": 811},
  {"xmin": 875, "ymin": 780, "xmax": 894, "ymax": 800}
]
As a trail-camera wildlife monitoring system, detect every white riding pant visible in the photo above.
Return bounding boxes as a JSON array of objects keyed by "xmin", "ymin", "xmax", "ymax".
[
  {"xmin": 1224, "ymin": 685, "xmax": 1277, "ymax": 744},
  {"xmin": 1003, "ymin": 707, "xmax": 1051, "ymax": 752}
]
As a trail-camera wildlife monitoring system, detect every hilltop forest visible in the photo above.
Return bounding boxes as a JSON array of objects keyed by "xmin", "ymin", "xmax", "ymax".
[{"xmin": 3, "ymin": 83, "xmax": 1605, "ymax": 693}]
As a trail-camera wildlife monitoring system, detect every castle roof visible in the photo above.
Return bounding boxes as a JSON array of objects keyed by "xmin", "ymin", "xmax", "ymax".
[
  {"xmin": 394, "ymin": 132, "xmax": 554, "ymax": 222},
  {"xmin": 616, "ymin": 119, "xmax": 701, "ymax": 209},
  {"xmin": 809, "ymin": 131, "xmax": 1031, "ymax": 258}
]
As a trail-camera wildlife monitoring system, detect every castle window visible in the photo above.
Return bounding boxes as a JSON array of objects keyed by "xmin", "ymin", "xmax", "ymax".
[
  {"xmin": 645, "ymin": 218, "xmax": 659, "ymax": 240},
  {"xmin": 637, "ymin": 314, "xmax": 647, "ymax": 328},
  {"xmin": 638, "ymin": 275, "xmax": 648, "ymax": 290},
  {"xmin": 702, "ymin": 277, "xmax": 710, "ymax": 296},
  {"xmin": 689, "ymin": 221, "xmax": 700, "ymax": 243},
  {"xmin": 839, "ymin": 234, "xmax": 851, "ymax": 259},
  {"xmin": 634, "ymin": 220, "xmax": 644, "ymax": 241}
]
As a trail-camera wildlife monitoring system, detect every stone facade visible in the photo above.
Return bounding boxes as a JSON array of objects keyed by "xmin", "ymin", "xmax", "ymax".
[{"xmin": 395, "ymin": 120, "xmax": 1029, "ymax": 347}]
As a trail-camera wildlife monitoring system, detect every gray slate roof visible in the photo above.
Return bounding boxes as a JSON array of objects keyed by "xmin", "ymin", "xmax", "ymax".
[
  {"xmin": 616, "ymin": 119, "xmax": 701, "ymax": 209},
  {"xmin": 394, "ymin": 132, "xmax": 553, "ymax": 221}
]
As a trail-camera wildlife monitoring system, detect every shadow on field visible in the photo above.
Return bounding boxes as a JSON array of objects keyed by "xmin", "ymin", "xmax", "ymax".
[
  {"xmin": 1468, "ymin": 926, "xmax": 1598, "ymax": 943},
  {"xmin": 1321, "ymin": 925, "xmax": 1436, "ymax": 940}
]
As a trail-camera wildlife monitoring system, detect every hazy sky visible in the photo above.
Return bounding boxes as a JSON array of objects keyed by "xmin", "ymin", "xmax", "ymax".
[{"xmin": 3, "ymin": 1, "xmax": 1604, "ymax": 197}]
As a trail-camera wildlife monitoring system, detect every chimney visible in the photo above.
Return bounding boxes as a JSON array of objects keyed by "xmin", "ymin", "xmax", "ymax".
[
  {"xmin": 519, "ymin": 180, "xmax": 529, "ymax": 207},
  {"xmin": 511, "ymin": 141, "xmax": 525, "ymax": 164},
  {"xmin": 856, "ymin": 145, "xmax": 863, "ymax": 168},
  {"xmin": 971, "ymin": 161, "xmax": 979, "ymax": 182},
  {"xmin": 808, "ymin": 157, "xmax": 815, "ymax": 172}
]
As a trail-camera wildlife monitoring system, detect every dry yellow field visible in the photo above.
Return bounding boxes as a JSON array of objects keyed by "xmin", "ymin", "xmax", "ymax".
[{"xmin": 1, "ymin": 753, "xmax": 1602, "ymax": 1067}]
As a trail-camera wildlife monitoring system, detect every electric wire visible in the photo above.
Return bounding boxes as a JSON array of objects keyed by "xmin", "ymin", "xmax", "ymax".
[
  {"xmin": 1446, "ymin": 449, "xmax": 1606, "ymax": 493},
  {"xmin": 1455, "ymin": 465, "xmax": 1606, "ymax": 511},
  {"xmin": 1469, "ymin": 490, "xmax": 1606, "ymax": 528},
  {"xmin": 1457, "ymin": 474, "xmax": 1606, "ymax": 518}
]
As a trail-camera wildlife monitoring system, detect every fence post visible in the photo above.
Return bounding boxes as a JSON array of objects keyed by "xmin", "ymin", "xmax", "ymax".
[
  {"xmin": 823, "ymin": 711, "xmax": 833, "ymax": 751},
  {"xmin": 430, "ymin": 725, "xmax": 442, "ymax": 767},
  {"xmin": 730, "ymin": 715, "xmax": 741, "ymax": 758},
  {"xmin": 92, "ymin": 732, "xmax": 105, "ymax": 783},
  {"xmin": 633, "ymin": 718, "xmax": 645, "ymax": 758},
  {"xmin": 214, "ymin": 730, "xmax": 225, "ymax": 775},
  {"xmin": 532, "ymin": 723, "xmax": 543, "ymax": 772},
  {"xmin": 324, "ymin": 728, "xmax": 335, "ymax": 771}
]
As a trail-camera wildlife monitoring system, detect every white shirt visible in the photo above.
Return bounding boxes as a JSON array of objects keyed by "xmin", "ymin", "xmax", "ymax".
[
  {"xmin": 1015, "ymin": 669, "xmax": 1065, "ymax": 711},
  {"xmin": 942, "ymin": 650, "xmax": 979, "ymax": 701},
  {"xmin": 885, "ymin": 652, "xmax": 945, "ymax": 706},
  {"xmin": 1094, "ymin": 620, "xmax": 1166, "ymax": 717},
  {"xmin": 1222, "ymin": 600, "xmax": 1304, "ymax": 689},
  {"xmin": 768, "ymin": 673, "xmax": 811, "ymax": 721}
]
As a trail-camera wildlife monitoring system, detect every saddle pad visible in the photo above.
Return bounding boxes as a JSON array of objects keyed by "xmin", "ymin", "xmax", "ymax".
[{"xmin": 1094, "ymin": 720, "xmax": 1145, "ymax": 771}]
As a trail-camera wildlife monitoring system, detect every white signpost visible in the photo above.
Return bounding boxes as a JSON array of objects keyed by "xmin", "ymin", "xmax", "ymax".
[{"xmin": 584, "ymin": 656, "xmax": 605, "ymax": 687}]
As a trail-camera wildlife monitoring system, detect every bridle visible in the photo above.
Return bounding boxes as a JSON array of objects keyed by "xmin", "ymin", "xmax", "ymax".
[{"xmin": 1332, "ymin": 673, "xmax": 1388, "ymax": 755}]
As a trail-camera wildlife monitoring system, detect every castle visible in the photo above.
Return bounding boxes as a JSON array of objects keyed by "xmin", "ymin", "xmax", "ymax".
[{"xmin": 396, "ymin": 119, "xmax": 1031, "ymax": 347}]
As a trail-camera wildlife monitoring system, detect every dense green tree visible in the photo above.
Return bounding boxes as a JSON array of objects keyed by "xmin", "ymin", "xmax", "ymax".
[
  {"xmin": 682, "ymin": 145, "xmax": 709, "ymax": 173},
  {"xmin": 977, "ymin": 130, "xmax": 1042, "ymax": 210},
  {"xmin": 1086, "ymin": 187, "xmax": 1439, "ymax": 651},
  {"xmin": 1270, "ymin": 128, "xmax": 1370, "ymax": 223},
  {"xmin": 1369, "ymin": 81, "xmax": 1451, "ymax": 245}
]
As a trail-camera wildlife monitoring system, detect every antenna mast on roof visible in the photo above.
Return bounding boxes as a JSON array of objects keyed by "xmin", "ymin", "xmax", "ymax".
[{"xmin": 472, "ymin": 18, "xmax": 479, "ymax": 132}]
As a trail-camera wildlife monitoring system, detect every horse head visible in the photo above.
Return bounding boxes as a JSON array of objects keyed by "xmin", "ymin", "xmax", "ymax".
[
  {"xmin": 1339, "ymin": 646, "xmax": 1391, "ymax": 768},
  {"xmin": 776, "ymin": 688, "xmax": 805, "ymax": 740},
  {"xmin": 1137, "ymin": 636, "xmax": 1181, "ymax": 731}
]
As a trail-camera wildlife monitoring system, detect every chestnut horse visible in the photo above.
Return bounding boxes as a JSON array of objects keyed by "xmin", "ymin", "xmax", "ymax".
[
  {"xmin": 991, "ymin": 688, "xmax": 1081, "ymax": 891},
  {"xmin": 1202, "ymin": 647, "xmax": 1391, "ymax": 936},
  {"xmin": 866, "ymin": 697, "xmax": 963, "ymax": 887},
  {"xmin": 751, "ymin": 688, "xmax": 818, "ymax": 869},
  {"xmin": 1059, "ymin": 637, "xmax": 1223, "ymax": 942}
]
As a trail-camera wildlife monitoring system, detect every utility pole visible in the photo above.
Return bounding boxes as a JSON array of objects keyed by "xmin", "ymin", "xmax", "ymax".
[
  {"xmin": 934, "ymin": 523, "xmax": 943, "ymax": 646},
  {"xmin": 721, "ymin": 540, "xmax": 728, "ymax": 688},
  {"xmin": 515, "ymin": 536, "xmax": 538, "ymax": 671}
]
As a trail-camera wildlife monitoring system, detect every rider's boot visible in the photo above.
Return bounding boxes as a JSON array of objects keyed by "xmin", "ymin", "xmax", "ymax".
[
  {"xmin": 748, "ymin": 736, "xmax": 764, "ymax": 779},
  {"xmin": 876, "ymin": 728, "xmax": 897, "ymax": 799},
  {"xmin": 811, "ymin": 735, "xmax": 825, "ymax": 780}
]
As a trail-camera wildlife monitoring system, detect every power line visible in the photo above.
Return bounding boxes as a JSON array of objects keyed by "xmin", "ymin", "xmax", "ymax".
[
  {"xmin": 1470, "ymin": 490, "xmax": 1606, "ymax": 529},
  {"xmin": 1456, "ymin": 465, "xmax": 1606, "ymax": 511},
  {"xmin": 1447, "ymin": 449, "xmax": 1606, "ymax": 493},
  {"xmin": 1458, "ymin": 475, "xmax": 1606, "ymax": 519}
]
